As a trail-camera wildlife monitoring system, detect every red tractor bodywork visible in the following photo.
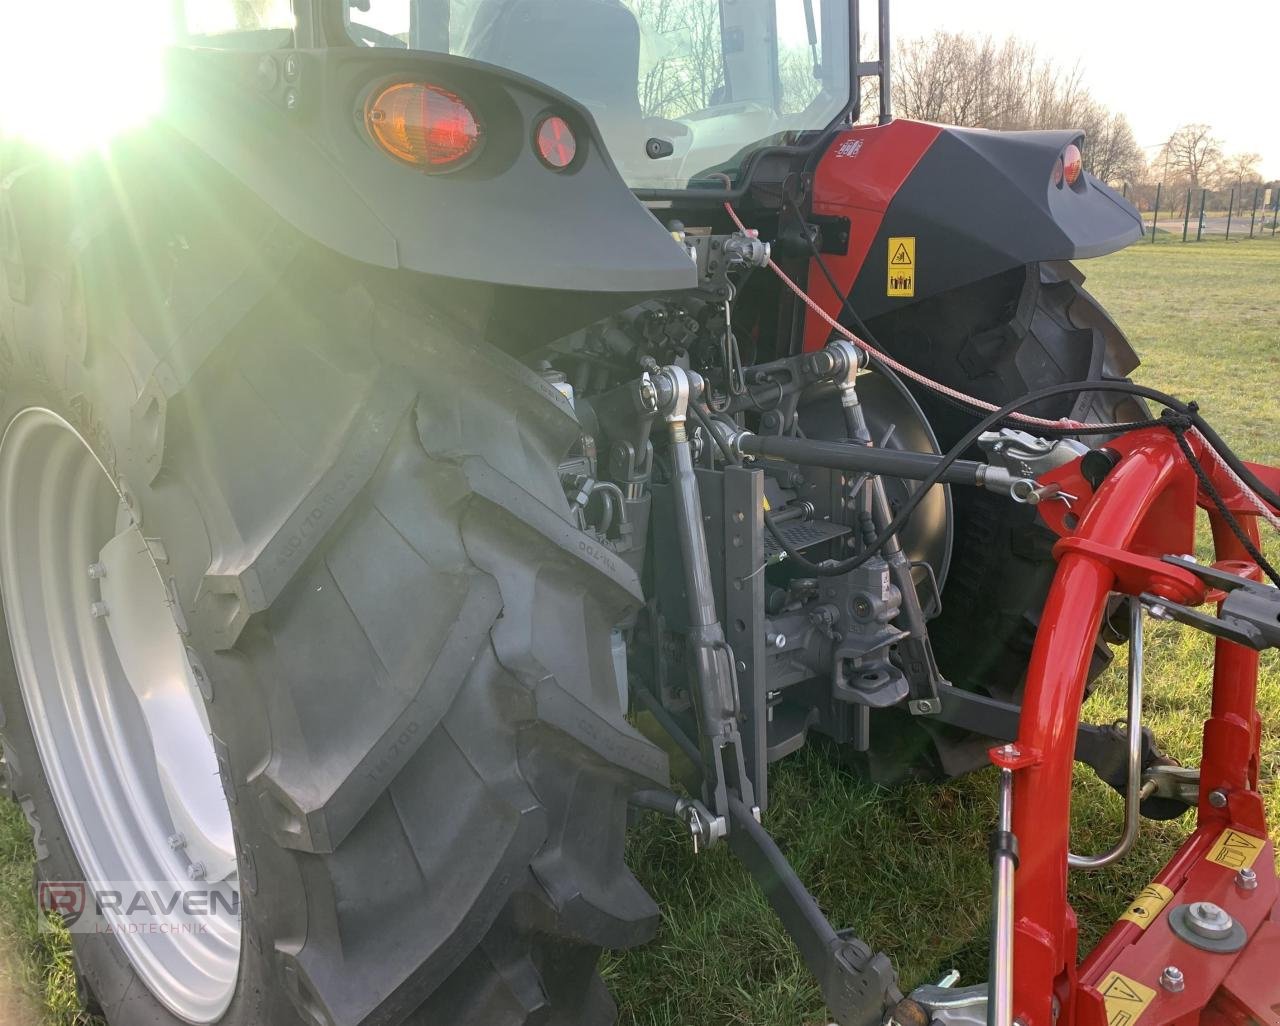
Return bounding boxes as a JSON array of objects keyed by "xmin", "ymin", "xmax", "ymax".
[{"xmin": 802, "ymin": 120, "xmax": 940, "ymax": 351}]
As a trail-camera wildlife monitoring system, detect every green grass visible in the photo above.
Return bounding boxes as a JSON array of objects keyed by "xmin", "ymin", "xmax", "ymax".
[{"xmin": 0, "ymin": 241, "xmax": 1277, "ymax": 1025}]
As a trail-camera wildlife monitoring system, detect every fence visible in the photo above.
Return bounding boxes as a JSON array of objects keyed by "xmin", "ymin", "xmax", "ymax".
[{"xmin": 1125, "ymin": 183, "xmax": 1280, "ymax": 243}]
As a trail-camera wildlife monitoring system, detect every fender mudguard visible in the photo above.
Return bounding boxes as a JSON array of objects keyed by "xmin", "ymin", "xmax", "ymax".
[
  {"xmin": 152, "ymin": 46, "xmax": 696, "ymax": 347},
  {"xmin": 802, "ymin": 119, "xmax": 1142, "ymax": 349}
]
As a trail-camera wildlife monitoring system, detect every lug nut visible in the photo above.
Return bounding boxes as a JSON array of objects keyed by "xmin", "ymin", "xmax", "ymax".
[
  {"xmin": 167, "ymin": 832, "xmax": 187, "ymax": 851},
  {"xmin": 1236, "ymin": 867, "xmax": 1258, "ymax": 891},
  {"xmin": 1160, "ymin": 966, "xmax": 1185, "ymax": 993},
  {"xmin": 186, "ymin": 861, "xmax": 207, "ymax": 882}
]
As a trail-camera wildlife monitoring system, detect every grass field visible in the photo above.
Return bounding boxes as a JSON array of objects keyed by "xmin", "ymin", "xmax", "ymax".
[{"xmin": 1, "ymin": 240, "xmax": 1277, "ymax": 1026}]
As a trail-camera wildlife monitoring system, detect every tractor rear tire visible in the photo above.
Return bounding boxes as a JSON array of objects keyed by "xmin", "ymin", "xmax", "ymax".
[
  {"xmin": 0, "ymin": 204, "xmax": 666, "ymax": 1026},
  {"xmin": 865, "ymin": 260, "xmax": 1143, "ymax": 777}
]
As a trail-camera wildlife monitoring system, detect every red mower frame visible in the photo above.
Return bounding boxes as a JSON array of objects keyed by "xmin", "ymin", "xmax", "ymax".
[{"xmin": 992, "ymin": 427, "xmax": 1280, "ymax": 1026}]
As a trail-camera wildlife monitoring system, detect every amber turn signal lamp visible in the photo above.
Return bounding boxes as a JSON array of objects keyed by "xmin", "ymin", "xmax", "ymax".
[
  {"xmin": 365, "ymin": 82, "xmax": 481, "ymax": 170},
  {"xmin": 1061, "ymin": 143, "xmax": 1083, "ymax": 186}
]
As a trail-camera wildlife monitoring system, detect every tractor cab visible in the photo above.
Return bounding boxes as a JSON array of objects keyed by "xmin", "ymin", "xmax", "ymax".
[{"xmin": 342, "ymin": 0, "xmax": 890, "ymax": 192}]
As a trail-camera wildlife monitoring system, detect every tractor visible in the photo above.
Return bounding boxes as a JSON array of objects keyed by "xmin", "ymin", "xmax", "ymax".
[{"xmin": 0, "ymin": 1, "xmax": 1277, "ymax": 1025}]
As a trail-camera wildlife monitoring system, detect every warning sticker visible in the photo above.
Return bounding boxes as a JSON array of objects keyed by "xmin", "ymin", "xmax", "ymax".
[
  {"xmin": 1098, "ymin": 971, "xmax": 1157, "ymax": 1026},
  {"xmin": 1205, "ymin": 827, "xmax": 1266, "ymax": 871},
  {"xmin": 1119, "ymin": 882, "xmax": 1174, "ymax": 929},
  {"xmin": 887, "ymin": 236, "xmax": 916, "ymax": 297}
]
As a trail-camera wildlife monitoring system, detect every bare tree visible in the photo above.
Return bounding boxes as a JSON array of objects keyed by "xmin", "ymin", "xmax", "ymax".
[
  {"xmin": 1080, "ymin": 108, "xmax": 1144, "ymax": 185},
  {"xmin": 632, "ymin": 0, "xmax": 724, "ymax": 119},
  {"xmin": 892, "ymin": 32, "xmax": 1145, "ymax": 186},
  {"xmin": 1159, "ymin": 124, "xmax": 1222, "ymax": 190},
  {"xmin": 1214, "ymin": 151, "xmax": 1264, "ymax": 188}
]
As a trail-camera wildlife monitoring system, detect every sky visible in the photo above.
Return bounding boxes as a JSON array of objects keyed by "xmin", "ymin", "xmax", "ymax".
[{"xmin": 888, "ymin": 0, "xmax": 1278, "ymax": 180}]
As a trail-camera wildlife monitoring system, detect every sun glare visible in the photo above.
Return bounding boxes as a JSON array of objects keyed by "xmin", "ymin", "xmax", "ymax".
[{"xmin": 0, "ymin": 0, "xmax": 174, "ymax": 158}]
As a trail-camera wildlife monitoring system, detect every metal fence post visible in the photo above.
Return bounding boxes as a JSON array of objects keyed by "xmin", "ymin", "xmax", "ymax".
[
  {"xmin": 1248, "ymin": 186, "xmax": 1259, "ymax": 239},
  {"xmin": 1225, "ymin": 187, "xmax": 1235, "ymax": 240},
  {"xmin": 1151, "ymin": 182, "xmax": 1162, "ymax": 243},
  {"xmin": 1197, "ymin": 189, "xmax": 1207, "ymax": 241},
  {"xmin": 1273, "ymin": 188, "xmax": 1279, "ymax": 237},
  {"xmin": 1182, "ymin": 189, "xmax": 1192, "ymax": 242}
]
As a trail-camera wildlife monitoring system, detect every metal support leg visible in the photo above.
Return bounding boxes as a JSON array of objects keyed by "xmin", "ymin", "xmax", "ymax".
[{"xmin": 988, "ymin": 766, "xmax": 1015, "ymax": 1026}]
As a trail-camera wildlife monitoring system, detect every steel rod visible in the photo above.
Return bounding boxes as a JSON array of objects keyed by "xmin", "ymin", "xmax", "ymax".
[
  {"xmin": 737, "ymin": 432, "xmax": 984, "ymax": 486},
  {"xmin": 988, "ymin": 767, "xmax": 1015, "ymax": 1026},
  {"xmin": 1068, "ymin": 599, "xmax": 1145, "ymax": 869}
]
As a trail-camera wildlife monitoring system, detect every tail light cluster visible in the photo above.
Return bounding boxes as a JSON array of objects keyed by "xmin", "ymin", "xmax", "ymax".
[
  {"xmin": 1052, "ymin": 142, "xmax": 1084, "ymax": 189},
  {"xmin": 365, "ymin": 81, "xmax": 578, "ymax": 174}
]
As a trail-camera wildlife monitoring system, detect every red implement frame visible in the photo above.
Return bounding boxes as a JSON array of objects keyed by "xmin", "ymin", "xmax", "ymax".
[{"xmin": 993, "ymin": 426, "xmax": 1279, "ymax": 1026}]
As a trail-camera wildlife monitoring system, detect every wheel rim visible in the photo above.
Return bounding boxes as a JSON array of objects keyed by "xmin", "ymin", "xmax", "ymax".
[{"xmin": 0, "ymin": 409, "xmax": 240, "ymax": 1023}]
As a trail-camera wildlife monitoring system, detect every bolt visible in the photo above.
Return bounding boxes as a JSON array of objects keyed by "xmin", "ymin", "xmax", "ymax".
[
  {"xmin": 89, "ymin": 601, "xmax": 109, "ymax": 619},
  {"xmin": 1178, "ymin": 553, "xmax": 1199, "ymax": 564},
  {"xmin": 1236, "ymin": 867, "xmax": 1258, "ymax": 890},
  {"xmin": 1186, "ymin": 900, "xmax": 1234, "ymax": 939},
  {"xmin": 283, "ymin": 53, "xmax": 300, "ymax": 80},
  {"xmin": 766, "ymin": 632, "xmax": 787, "ymax": 650},
  {"xmin": 1159, "ymin": 966, "xmax": 1185, "ymax": 993},
  {"xmin": 1147, "ymin": 603, "xmax": 1171, "ymax": 621},
  {"xmin": 186, "ymin": 861, "xmax": 207, "ymax": 882},
  {"xmin": 87, "ymin": 562, "xmax": 107, "ymax": 580},
  {"xmin": 284, "ymin": 88, "xmax": 299, "ymax": 111},
  {"xmin": 1000, "ymin": 743, "xmax": 1020, "ymax": 757},
  {"xmin": 735, "ymin": 660, "xmax": 747, "ymax": 673},
  {"xmin": 1208, "ymin": 788, "xmax": 1228, "ymax": 808},
  {"xmin": 167, "ymin": 833, "xmax": 187, "ymax": 851}
]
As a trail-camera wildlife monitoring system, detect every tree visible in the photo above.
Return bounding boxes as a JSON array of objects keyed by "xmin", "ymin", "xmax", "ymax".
[
  {"xmin": 1215, "ymin": 152, "xmax": 1263, "ymax": 188},
  {"xmin": 891, "ymin": 32, "xmax": 1144, "ymax": 185},
  {"xmin": 1081, "ymin": 109, "xmax": 1145, "ymax": 185},
  {"xmin": 632, "ymin": 0, "xmax": 724, "ymax": 119},
  {"xmin": 1159, "ymin": 124, "xmax": 1222, "ymax": 190}
]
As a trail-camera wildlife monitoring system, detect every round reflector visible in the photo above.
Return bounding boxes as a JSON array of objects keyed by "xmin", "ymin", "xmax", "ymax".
[
  {"xmin": 1062, "ymin": 143, "xmax": 1083, "ymax": 186},
  {"xmin": 536, "ymin": 116, "xmax": 577, "ymax": 170},
  {"xmin": 366, "ymin": 83, "xmax": 481, "ymax": 170}
]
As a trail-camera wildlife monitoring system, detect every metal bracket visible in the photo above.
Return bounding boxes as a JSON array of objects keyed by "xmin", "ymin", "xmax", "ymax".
[
  {"xmin": 1052, "ymin": 536, "xmax": 1205, "ymax": 604},
  {"xmin": 1140, "ymin": 556, "xmax": 1280, "ymax": 651}
]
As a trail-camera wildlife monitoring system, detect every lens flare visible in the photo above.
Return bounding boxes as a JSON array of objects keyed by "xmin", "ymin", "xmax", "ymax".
[{"xmin": 0, "ymin": 0, "xmax": 174, "ymax": 158}]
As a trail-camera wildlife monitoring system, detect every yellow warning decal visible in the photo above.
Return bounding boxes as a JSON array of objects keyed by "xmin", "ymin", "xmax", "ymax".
[
  {"xmin": 886, "ymin": 236, "xmax": 916, "ymax": 298},
  {"xmin": 1119, "ymin": 882, "xmax": 1174, "ymax": 929},
  {"xmin": 1205, "ymin": 827, "xmax": 1266, "ymax": 871},
  {"xmin": 1098, "ymin": 971, "xmax": 1157, "ymax": 1026}
]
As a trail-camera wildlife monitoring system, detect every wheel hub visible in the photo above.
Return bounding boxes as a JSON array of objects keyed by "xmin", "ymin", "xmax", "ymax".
[{"xmin": 0, "ymin": 408, "xmax": 240, "ymax": 1023}]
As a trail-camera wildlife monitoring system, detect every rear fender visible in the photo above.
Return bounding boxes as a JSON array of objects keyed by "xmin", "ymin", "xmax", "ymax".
[{"xmin": 802, "ymin": 120, "xmax": 1142, "ymax": 349}]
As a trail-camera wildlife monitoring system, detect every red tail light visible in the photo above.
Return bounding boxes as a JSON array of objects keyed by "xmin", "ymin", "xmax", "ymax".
[
  {"xmin": 535, "ymin": 115, "xmax": 577, "ymax": 170},
  {"xmin": 366, "ymin": 83, "xmax": 481, "ymax": 170},
  {"xmin": 1062, "ymin": 143, "xmax": 1083, "ymax": 186}
]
